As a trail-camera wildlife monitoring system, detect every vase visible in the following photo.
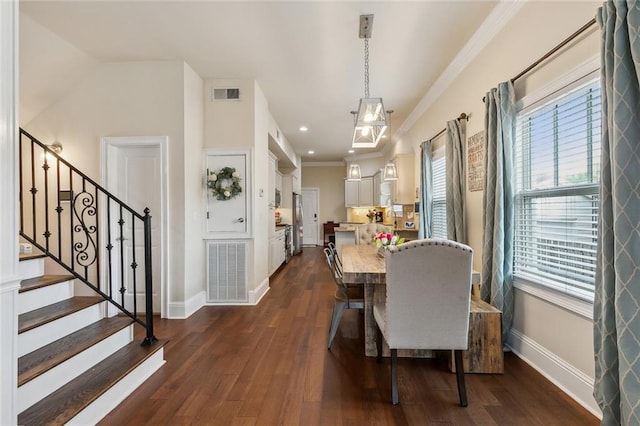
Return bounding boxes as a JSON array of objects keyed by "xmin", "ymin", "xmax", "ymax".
[
  {"xmin": 368, "ymin": 217, "xmax": 373, "ymax": 223},
  {"xmin": 377, "ymin": 246, "xmax": 388, "ymax": 258}
]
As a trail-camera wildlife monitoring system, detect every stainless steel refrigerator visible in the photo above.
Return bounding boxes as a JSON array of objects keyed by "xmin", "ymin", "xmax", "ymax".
[{"xmin": 292, "ymin": 192, "xmax": 303, "ymax": 255}]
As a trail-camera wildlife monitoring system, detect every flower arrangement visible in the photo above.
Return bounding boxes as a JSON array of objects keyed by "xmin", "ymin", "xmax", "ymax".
[
  {"xmin": 366, "ymin": 209, "xmax": 377, "ymax": 222},
  {"xmin": 207, "ymin": 167, "xmax": 242, "ymax": 201},
  {"xmin": 372, "ymin": 231, "xmax": 405, "ymax": 248}
]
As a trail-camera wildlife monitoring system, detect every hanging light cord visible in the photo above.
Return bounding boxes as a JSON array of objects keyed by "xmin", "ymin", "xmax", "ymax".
[{"xmin": 364, "ymin": 38, "xmax": 370, "ymax": 98}]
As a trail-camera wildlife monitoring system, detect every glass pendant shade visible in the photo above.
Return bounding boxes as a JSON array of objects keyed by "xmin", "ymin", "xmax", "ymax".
[
  {"xmin": 347, "ymin": 163, "xmax": 362, "ymax": 181},
  {"xmin": 352, "ymin": 98, "xmax": 387, "ymax": 148},
  {"xmin": 382, "ymin": 161, "xmax": 398, "ymax": 181}
]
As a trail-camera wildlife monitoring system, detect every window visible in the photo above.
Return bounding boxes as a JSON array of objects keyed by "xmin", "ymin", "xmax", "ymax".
[
  {"xmin": 514, "ymin": 78, "xmax": 601, "ymax": 301},
  {"xmin": 431, "ymin": 148, "xmax": 447, "ymax": 239}
]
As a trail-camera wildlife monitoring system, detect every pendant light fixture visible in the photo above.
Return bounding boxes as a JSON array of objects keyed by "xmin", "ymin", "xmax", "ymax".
[
  {"xmin": 351, "ymin": 14, "xmax": 388, "ymax": 149},
  {"xmin": 347, "ymin": 163, "xmax": 362, "ymax": 181},
  {"xmin": 382, "ymin": 161, "xmax": 398, "ymax": 181},
  {"xmin": 382, "ymin": 110, "xmax": 398, "ymax": 181}
]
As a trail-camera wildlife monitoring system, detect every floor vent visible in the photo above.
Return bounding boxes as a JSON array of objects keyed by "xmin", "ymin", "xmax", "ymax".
[
  {"xmin": 206, "ymin": 241, "xmax": 248, "ymax": 303},
  {"xmin": 212, "ymin": 87, "xmax": 240, "ymax": 101}
]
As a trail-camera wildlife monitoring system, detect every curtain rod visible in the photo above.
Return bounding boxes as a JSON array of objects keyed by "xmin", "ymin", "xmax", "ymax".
[
  {"xmin": 427, "ymin": 113, "xmax": 467, "ymax": 142},
  {"xmin": 511, "ymin": 18, "xmax": 597, "ymax": 83}
]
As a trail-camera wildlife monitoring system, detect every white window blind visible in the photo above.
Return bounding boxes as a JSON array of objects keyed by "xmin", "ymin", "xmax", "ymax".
[
  {"xmin": 514, "ymin": 78, "xmax": 601, "ymax": 300},
  {"xmin": 431, "ymin": 148, "xmax": 447, "ymax": 239}
]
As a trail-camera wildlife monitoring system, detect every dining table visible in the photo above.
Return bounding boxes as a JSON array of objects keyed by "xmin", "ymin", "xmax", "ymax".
[{"xmin": 340, "ymin": 244, "xmax": 481, "ymax": 357}]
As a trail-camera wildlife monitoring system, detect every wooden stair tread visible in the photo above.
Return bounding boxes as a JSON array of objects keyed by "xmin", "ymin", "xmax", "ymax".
[
  {"xmin": 19, "ymin": 252, "xmax": 46, "ymax": 261},
  {"xmin": 18, "ymin": 296, "xmax": 104, "ymax": 334},
  {"xmin": 18, "ymin": 339, "xmax": 167, "ymax": 426},
  {"xmin": 18, "ymin": 317, "xmax": 134, "ymax": 386},
  {"xmin": 19, "ymin": 274, "xmax": 75, "ymax": 293}
]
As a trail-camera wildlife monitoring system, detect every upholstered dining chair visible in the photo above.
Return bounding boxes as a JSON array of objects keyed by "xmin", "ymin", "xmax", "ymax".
[
  {"xmin": 356, "ymin": 223, "xmax": 393, "ymax": 245},
  {"xmin": 323, "ymin": 248, "xmax": 364, "ymax": 349},
  {"xmin": 373, "ymin": 239, "xmax": 473, "ymax": 406}
]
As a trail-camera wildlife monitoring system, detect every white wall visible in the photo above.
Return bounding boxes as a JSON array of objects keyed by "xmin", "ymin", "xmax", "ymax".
[
  {"xmin": 182, "ymin": 62, "xmax": 205, "ymax": 311},
  {"xmin": 400, "ymin": 1, "xmax": 601, "ymax": 416},
  {"xmin": 203, "ymin": 79, "xmax": 270, "ymax": 297}
]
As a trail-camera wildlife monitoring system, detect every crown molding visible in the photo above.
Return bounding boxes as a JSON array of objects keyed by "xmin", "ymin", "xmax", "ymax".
[
  {"xmin": 396, "ymin": 0, "xmax": 526, "ymax": 138},
  {"xmin": 301, "ymin": 161, "xmax": 345, "ymax": 167}
]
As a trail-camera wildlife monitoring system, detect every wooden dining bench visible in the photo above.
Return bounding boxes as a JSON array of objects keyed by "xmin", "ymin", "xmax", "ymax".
[{"xmin": 449, "ymin": 297, "xmax": 504, "ymax": 374}]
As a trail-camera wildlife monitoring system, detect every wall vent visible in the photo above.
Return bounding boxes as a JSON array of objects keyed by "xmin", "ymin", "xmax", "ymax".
[
  {"xmin": 212, "ymin": 87, "xmax": 240, "ymax": 101},
  {"xmin": 206, "ymin": 241, "xmax": 248, "ymax": 303}
]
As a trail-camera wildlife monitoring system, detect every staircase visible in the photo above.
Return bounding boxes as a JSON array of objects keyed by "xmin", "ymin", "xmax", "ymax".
[
  {"xmin": 16, "ymin": 129, "xmax": 166, "ymax": 424},
  {"xmin": 16, "ymin": 252, "xmax": 166, "ymax": 425}
]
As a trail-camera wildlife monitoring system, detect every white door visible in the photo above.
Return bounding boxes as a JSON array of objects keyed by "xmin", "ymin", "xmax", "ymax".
[
  {"xmin": 104, "ymin": 137, "xmax": 166, "ymax": 315},
  {"xmin": 302, "ymin": 188, "xmax": 319, "ymax": 246},
  {"xmin": 205, "ymin": 151, "xmax": 250, "ymax": 237}
]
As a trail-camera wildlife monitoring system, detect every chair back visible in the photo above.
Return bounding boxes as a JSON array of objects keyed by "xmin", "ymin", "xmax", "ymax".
[
  {"xmin": 356, "ymin": 223, "xmax": 393, "ymax": 245},
  {"xmin": 323, "ymin": 247, "xmax": 352, "ymax": 297},
  {"xmin": 327, "ymin": 241, "xmax": 342, "ymax": 275},
  {"xmin": 384, "ymin": 239, "xmax": 473, "ymax": 350}
]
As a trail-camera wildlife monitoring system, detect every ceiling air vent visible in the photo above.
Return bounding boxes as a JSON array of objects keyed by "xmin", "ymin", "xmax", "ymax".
[{"xmin": 212, "ymin": 88, "xmax": 240, "ymax": 101}]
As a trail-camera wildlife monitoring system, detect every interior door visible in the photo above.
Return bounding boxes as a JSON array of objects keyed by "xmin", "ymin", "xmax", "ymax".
[
  {"xmin": 106, "ymin": 141, "xmax": 163, "ymax": 314},
  {"xmin": 302, "ymin": 188, "xmax": 319, "ymax": 246},
  {"xmin": 205, "ymin": 152, "xmax": 249, "ymax": 237}
]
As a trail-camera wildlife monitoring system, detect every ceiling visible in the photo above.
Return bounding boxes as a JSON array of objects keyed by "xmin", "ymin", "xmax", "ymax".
[{"xmin": 19, "ymin": 1, "xmax": 500, "ymax": 163}]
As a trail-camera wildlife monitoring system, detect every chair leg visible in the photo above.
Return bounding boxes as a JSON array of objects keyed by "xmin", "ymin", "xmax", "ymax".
[
  {"xmin": 390, "ymin": 349, "xmax": 399, "ymax": 405},
  {"xmin": 454, "ymin": 349, "xmax": 468, "ymax": 407},
  {"xmin": 376, "ymin": 323, "xmax": 383, "ymax": 363},
  {"xmin": 327, "ymin": 301, "xmax": 346, "ymax": 349}
]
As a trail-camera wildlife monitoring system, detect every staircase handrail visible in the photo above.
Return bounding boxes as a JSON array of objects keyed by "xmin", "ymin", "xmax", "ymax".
[{"xmin": 18, "ymin": 128, "xmax": 156, "ymax": 346}]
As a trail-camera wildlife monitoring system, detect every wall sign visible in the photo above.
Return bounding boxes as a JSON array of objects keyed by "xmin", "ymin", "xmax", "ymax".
[{"xmin": 467, "ymin": 130, "xmax": 485, "ymax": 192}]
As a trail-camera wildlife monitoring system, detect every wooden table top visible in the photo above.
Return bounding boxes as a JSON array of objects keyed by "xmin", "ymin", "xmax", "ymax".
[
  {"xmin": 341, "ymin": 245, "xmax": 386, "ymax": 285},
  {"xmin": 341, "ymin": 244, "xmax": 481, "ymax": 286}
]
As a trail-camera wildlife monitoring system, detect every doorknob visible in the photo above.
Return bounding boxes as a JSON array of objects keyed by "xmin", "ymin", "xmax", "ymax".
[{"xmin": 235, "ymin": 217, "xmax": 245, "ymax": 223}]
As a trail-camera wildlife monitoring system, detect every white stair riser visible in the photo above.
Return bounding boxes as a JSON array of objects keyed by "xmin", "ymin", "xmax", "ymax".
[
  {"xmin": 17, "ymin": 325, "xmax": 134, "ymax": 413},
  {"xmin": 18, "ymin": 302, "xmax": 105, "ymax": 357},
  {"xmin": 18, "ymin": 280, "xmax": 74, "ymax": 315},
  {"xmin": 18, "ymin": 258, "xmax": 44, "ymax": 280},
  {"xmin": 66, "ymin": 349, "xmax": 165, "ymax": 426}
]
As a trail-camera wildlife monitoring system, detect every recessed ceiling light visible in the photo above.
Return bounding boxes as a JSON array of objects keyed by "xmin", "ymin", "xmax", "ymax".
[
  {"xmin": 308, "ymin": 150, "xmax": 315, "ymax": 155},
  {"xmin": 299, "ymin": 126, "xmax": 308, "ymax": 132},
  {"xmin": 348, "ymin": 149, "xmax": 355, "ymax": 154}
]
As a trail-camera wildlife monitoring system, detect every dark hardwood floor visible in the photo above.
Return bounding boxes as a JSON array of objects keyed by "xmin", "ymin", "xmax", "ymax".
[{"xmin": 100, "ymin": 247, "xmax": 598, "ymax": 425}]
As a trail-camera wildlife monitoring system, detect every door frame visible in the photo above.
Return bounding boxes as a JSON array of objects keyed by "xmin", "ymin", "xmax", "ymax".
[
  {"xmin": 301, "ymin": 187, "xmax": 320, "ymax": 246},
  {"xmin": 101, "ymin": 136, "xmax": 169, "ymax": 318}
]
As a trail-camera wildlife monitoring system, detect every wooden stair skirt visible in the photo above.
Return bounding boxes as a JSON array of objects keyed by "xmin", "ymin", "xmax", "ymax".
[{"xmin": 449, "ymin": 297, "xmax": 504, "ymax": 374}]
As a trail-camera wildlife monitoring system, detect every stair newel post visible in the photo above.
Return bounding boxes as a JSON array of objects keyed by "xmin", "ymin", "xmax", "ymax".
[{"xmin": 142, "ymin": 208, "xmax": 157, "ymax": 346}]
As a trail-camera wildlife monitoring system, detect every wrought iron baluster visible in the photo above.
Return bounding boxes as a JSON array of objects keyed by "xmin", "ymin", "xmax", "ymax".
[
  {"xmin": 43, "ymin": 152, "xmax": 51, "ymax": 252},
  {"xmin": 55, "ymin": 158, "xmax": 62, "ymax": 259},
  {"xmin": 95, "ymin": 185, "xmax": 100, "ymax": 291},
  {"xmin": 69, "ymin": 168, "xmax": 75, "ymax": 271},
  {"xmin": 19, "ymin": 132, "xmax": 24, "ymax": 233},
  {"xmin": 30, "ymin": 140, "xmax": 37, "ymax": 239},
  {"xmin": 131, "ymin": 211, "xmax": 137, "ymax": 317},
  {"xmin": 143, "ymin": 208, "xmax": 156, "ymax": 345},
  {"xmin": 118, "ymin": 205, "xmax": 126, "ymax": 306},
  {"xmin": 106, "ymin": 196, "xmax": 113, "ymax": 299}
]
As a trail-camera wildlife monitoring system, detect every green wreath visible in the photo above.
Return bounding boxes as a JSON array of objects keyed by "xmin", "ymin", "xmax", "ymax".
[{"xmin": 207, "ymin": 167, "xmax": 242, "ymax": 200}]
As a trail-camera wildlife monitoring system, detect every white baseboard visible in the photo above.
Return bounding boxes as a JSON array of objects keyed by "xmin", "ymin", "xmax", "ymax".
[
  {"xmin": 249, "ymin": 278, "xmax": 269, "ymax": 305},
  {"xmin": 167, "ymin": 291, "xmax": 206, "ymax": 319},
  {"xmin": 508, "ymin": 328, "xmax": 601, "ymax": 419}
]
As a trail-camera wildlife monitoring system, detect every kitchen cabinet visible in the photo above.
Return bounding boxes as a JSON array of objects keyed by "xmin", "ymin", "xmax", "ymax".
[
  {"xmin": 373, "ymin": 171, "xmax": 392, "ymax": 207},
  {"xmin": 344, "ymin": 177, "xmax": 374, "ymax": 207},
  {"xmin": 392, "ymin": 154, "xmax": 415, "ymax": 204},
  {"xmin": 269, "ymin": 227, "xmax": 286, "ymax": 275}
]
